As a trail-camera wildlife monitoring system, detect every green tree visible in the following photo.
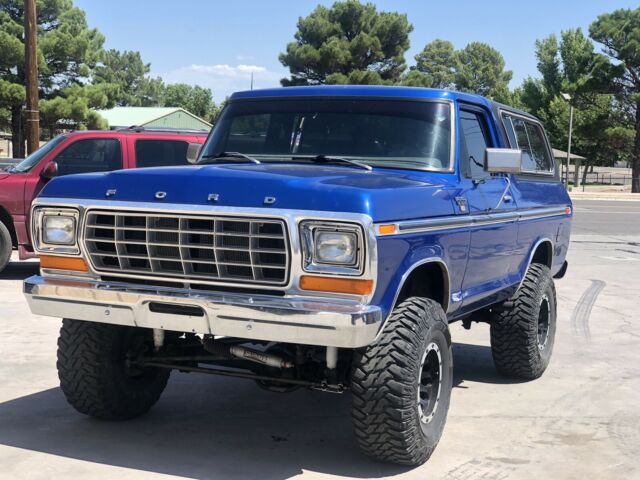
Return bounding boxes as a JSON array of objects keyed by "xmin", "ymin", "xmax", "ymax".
[
  {"xmin": 92, "ymin": 49, "xmax": 164, "ymax": 107},
  {"xmin": 402, "ymin": 39, "xmax": 455, "ymax": 88},
  {"xmin": 519, "ymin": 28, "xmax": 634, "ymax": 183},
  {"xmin": 0, "ymin": 0, "xmax": 104, "ymax": 156},
  {"xmin": 39, "ymin": 83, "xmax": 108, "ymax": 132},
  {"xmin": 589, "ymin": 7, "xmax": 640, "ymax": 192},
  {"xmin": 279, "ymin": 0, "xmax": 412, "ymax": 86},
  {"xmin": 164, "ymin": 83, "xmax": 215, "ymax": 120},
  {"xmin": 403, "ymin": 40, "xmax": 513, "ymax": 102},
  {"xmin": 454, "ymin": 42, "xmax": 512, "ymax": 101}
]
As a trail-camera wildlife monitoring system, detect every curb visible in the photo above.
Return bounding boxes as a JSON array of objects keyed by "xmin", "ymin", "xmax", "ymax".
[{"xmin": 569, "ymin": 193, "xmax": 640, "ymax": 202}]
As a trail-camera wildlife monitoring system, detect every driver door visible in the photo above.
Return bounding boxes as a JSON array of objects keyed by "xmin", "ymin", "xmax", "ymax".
[{"xmin": 457, "ymin": 107, "xmax": 519, "ymax": 312}]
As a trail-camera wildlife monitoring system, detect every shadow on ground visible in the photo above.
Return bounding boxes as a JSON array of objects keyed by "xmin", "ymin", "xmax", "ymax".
[
  {"xmin": 452, "ymin": 342, "xmax": 525, "ymax": 387},
  {"xmin": 0, "ymin": 261, "xmax": 39, "ymax": 281},
  {"xmin": 0, "ymin": 343, "xmax": 512, "ymax": 479}
]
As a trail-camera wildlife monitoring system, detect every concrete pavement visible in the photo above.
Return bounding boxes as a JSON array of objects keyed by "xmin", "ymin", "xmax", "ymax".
[{"xmin": 0, "ymin": 199, "xmax": 639, "ymax": 479}]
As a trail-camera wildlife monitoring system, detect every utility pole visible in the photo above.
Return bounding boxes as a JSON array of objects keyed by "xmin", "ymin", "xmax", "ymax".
[
  {"xmin": 24, "ymin": 0, "xmax": 40, "ymax": 154},
  {"xmin": 250, "ymin": 72, "xmax": 254, "ymax": 90}
]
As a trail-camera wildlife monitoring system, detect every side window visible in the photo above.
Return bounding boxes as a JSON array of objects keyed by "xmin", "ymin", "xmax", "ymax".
[
  {"xmin": 510, "ymin": 117, "xmax": 536, "ymax": 172},
  {"xmin": 505, "ymin": 114, "xmax": 554, "ymax": 174},
  {"xmin": 525, "ymin": 122, "xmax": 553, "ymax": 172},
  {"xmin": 135, "ymin": 140, "xmax": 190, "ymax": 168},
  {"xmin": 502, "ymin": 114, "xmax": 518, "ymax": 148},
  {"xmin": 459, "ymin": 110, "xmax": 490, "ymax": 178},
  {"xmin": 54, "ymin": 138, "xmax": 123, "ymax": 176}
]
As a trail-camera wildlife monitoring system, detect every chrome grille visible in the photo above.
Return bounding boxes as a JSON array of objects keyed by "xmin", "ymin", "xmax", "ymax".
[{"xmin": 83, "ymin": 211, "xmax": 289, "ymax": 286}]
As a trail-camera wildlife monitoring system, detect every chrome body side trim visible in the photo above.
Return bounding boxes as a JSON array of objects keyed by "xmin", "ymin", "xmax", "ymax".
[
  {"xmin": 23, "ymin": 275, "xmax": 382, "ymax": 348},
  {"xmin": 375, "ymin": 205, "xmax": 569, "ymax": 236}
]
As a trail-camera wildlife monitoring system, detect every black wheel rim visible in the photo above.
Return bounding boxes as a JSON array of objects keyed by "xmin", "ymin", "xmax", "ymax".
[
  {"xmin": 537, "ymin": 294, "xmax": 551, "ymax": 350},
  {"xmin": 418, "ymin": 342, "xmax": 442, "ymax": 424}
]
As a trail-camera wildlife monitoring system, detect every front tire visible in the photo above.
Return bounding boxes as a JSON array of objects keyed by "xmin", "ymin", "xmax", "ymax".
[
  {"xmin": 0, "ymin": 221, "xmax": 12, "ymax": 273},
  {"xmin": 490, "ymin": 263, "xmax": 557, "ymax": 379},
  {"xmin": 57, "ymin": 319, "xmax": 170, "ymax": 420},
  {"xmin": 351, "ymin": 297, "xmax": 453, "ymax": 466}
]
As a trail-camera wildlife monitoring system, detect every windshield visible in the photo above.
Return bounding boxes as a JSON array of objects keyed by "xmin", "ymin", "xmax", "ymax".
[
  {"xmin": 200, "ymin": 99, "xmax": 452, "ymax": 171},
  {"xmin": 8, "ymin": 135, "xmax": 67, "ymax": 173}
]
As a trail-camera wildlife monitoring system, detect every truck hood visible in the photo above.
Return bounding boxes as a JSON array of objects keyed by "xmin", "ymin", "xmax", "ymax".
[{"xmin": 39, "ymin": 164, "xmax": 457, "ymax": 223}]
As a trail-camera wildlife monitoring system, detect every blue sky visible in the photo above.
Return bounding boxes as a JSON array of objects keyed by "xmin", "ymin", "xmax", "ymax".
[{"xmin": 75, "ymin": 0, "xmax": 638, "ymax": 103}]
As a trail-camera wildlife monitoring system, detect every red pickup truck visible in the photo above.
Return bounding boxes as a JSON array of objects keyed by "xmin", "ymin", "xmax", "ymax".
[{"xmin": 0, "ymin": 128, "xmax": 208, "ymax": 272}]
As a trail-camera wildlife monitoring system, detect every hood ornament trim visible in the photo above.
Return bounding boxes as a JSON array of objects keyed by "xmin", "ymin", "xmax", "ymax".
[
  {"xmin": 264, "ymin": 196, "xmax": 276, "ymax": 205},
  {"xmin": 155, "ymin": 191, "xmax": 167, "ymax": 200},
  {"xmin": 208, "ymin": 193, "xmax": 219, "ymax": 202}
]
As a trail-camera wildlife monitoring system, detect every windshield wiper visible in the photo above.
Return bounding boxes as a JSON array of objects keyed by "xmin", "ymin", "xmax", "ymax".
[
  {"xmin": 199, "ymin": 151, "xmax": 261, "ymax": 165},
  {"xmin": 290, "ymin": 155, "xmax": 372, "ymax": 171}
]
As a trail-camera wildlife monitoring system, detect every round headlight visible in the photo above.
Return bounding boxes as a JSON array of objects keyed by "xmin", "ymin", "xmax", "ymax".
[
  {"xmin": 43, "ymin": 215, "xmax": 76, "ymax": 245},
  {"xmin": 314, "ymin": 230, "xmax": 357, "ymax": 265}
]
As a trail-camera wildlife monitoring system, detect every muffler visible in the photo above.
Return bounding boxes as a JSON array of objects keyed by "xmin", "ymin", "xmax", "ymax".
[{"xmin": 203, "ymin": 338, "xmax": 293, "ymax": 369}]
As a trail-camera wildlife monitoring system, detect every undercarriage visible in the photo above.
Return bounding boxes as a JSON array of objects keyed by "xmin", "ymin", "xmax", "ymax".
[{"xmin": 134, "ymin": 331, "xmax": 351, "ymax": 394}]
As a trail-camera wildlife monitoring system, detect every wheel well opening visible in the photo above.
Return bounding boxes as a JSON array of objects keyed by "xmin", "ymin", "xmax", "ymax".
[
  {"xmin": 0, "ymin": 207, "xmax": 17, "ymax": 247},
  {"xmin": 531, "ymin": 241, "xmax": 553, "ymax": 268},
  {"xmin": 395, "ymin": 262, "xmax": 448, "ymax": 311}
]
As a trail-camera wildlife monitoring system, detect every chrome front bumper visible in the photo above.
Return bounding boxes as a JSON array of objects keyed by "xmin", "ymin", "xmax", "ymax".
[{"xmin": 23, "ymin": 276, "xmax": 382, "ymax": 348}]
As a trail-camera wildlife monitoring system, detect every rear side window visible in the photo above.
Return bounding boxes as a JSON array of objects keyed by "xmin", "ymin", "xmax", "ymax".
[
  {"xmin": 502, "ymin": 114, "xmax": 554, "ymax": 174},
  {"xmin": 135, "ymin": 140, "xmax": 189, "ymax": 168},
  {"xmin": 54, "ymin": 138, "xmax": 123, "ymax": 176},
  {"xmin": 459, "ymin": 110, "xmax": 491, "ymax": 179}
]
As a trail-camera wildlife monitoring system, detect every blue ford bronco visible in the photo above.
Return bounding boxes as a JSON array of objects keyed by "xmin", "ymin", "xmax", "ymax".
[{"xmin": 24, "ymin": 86, "xmax": 571, "ymax": 466}]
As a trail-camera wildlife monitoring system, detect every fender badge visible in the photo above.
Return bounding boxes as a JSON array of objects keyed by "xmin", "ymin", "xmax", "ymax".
[
  {"xmin": 454, "ymin": 196, "xmax": 468, "ymax": 213},
  {"xmin": 263, "ymin": 196, "xmax": 276, "ymax": 205},
  {"xmin": 105, "ymin": 189, "xmax": 117, "ymax": 198},
  {"xmin": 155, "ymin": 191, "xmax": 167, "ymax": 200},
  {"xmin": 207, "ymin": 193, "xmax": 219, "ymax": 202}
]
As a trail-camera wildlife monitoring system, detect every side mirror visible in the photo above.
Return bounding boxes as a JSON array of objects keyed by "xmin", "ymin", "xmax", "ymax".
[
  {"xmin": 40, "ymin": 161, "xmax": 58, "ymax": 180},
  {"xmin": 485, "ymin": 148, "xmax": 522, "ymax": 174},
  {"xmin": 186, "ymin": 143, "xmax": 202, "ymax": 164}
]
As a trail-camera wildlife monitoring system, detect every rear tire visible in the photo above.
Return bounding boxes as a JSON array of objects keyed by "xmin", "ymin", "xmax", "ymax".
[
  {"xmin": 0, "ymin": 221, "xmax": 12, "ymax": 273},
  {"xmin": 351, "ymin": 297, "xmax": 453, "ymax": 466},
  {"xmin": 490, "ymin": 263, "xmax": 557, "ymax": 379},
  {"xmin": 57, "ymin": 319, "xmax": 170, "ymax": 420}
]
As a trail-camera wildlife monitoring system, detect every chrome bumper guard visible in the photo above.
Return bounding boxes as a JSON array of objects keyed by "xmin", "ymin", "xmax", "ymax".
[{"xmin": 23, "ymin": 276, "xmax": 382, "ymax": 348}]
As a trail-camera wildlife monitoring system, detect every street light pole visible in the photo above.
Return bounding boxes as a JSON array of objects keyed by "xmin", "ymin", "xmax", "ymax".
[
  {"xmin": 561, "ymin": 93, "xmax": 574, "ymax": 190},
  {"xmin": 24, "ymin": 0, "xmax": 40, "ymax": 154},
  {"xmin": 566, "ymin": 104, "xmax": 574, "ymax": 189}
]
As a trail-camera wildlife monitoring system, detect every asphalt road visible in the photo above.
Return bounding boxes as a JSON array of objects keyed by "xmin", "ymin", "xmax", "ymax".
[
  {"xmin": 0, "ymin": 198, "xmax": 638, "ymax": 480},
  {"xmin": 572, "ymin": 199, "xmax": 640, "ymax": 236}
]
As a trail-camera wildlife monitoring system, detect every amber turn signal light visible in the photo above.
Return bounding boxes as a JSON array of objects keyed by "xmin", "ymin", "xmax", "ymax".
[
  {"xmin": 378, "ymin": 224, "xmax": 397, "ymax": 235},
  {"xmin": 299, "ymin": 275, "xmax": 373, "ymax": 295},
  {"xmin": 39, "ymin": 255, "xmax": 89, "ymax": 272}
]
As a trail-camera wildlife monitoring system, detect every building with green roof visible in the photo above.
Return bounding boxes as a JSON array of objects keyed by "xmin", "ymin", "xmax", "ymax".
[{"xmin": 97, "ymin": 107, "xmax": 211, "ymax": 131}]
